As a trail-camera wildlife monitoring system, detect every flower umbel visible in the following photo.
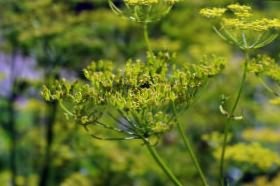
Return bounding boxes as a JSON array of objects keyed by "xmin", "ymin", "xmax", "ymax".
[
  {"xmin": 109, "ymin": 0, "xmax": 180, "ymax": 23},
  {"xmin": 200, "ymin": 4, "xmax": 280, "ymax": 50},
  {"xmin": 214, "ymin": 143, "xmax": 280, "ymax": 171},
  {"xmin": 41, "ymin": 53, "xmax": 224, "ymax": 142},
  {"xmin": 124, "ymin": 0, "xmax": 179, "ymax": 6},
  {"xmin": 199, "ymin": 8, "xmax": 226, "ymax": 18}
]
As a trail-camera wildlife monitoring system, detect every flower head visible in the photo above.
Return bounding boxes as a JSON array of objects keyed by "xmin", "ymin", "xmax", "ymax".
[
  {"xmin": 124, "ymin": 0, "xmax": 179, "ymax": 6},
  {"xmin": 227, "ymin": 4, "xmax": 252, "ymax": 18},
  {"xmin": 199, "ymin": 8, "xmax": 226, "ymax": 18},
  {"xmin": 42, "ymin": 54, "xmax": 224, "ymax": 143},
  {"xmin": 214, "ymin": 143, "xmax": 280, "ymax": 170},
  {"xmin": 200, "ymin": 4, "xmax": 280, "ymax": 50},
  {"xmin": 109, "ymin": 0, "xmax": 181, "ymax": 23}
]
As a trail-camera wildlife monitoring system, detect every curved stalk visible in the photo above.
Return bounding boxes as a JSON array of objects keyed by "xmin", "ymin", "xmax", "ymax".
[
  {"xmin": 145, "ymin": 141, "xmax": 183, "ymax": 186},
  {"xmin": 219, "ymin": 51, "xmax": 249, "ymax": 186},
  {"xmin": 172, "ymin": 103, "xmax": 209, "ymax": 186}
]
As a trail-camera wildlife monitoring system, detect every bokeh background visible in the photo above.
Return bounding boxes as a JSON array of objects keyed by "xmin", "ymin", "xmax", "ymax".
[{"xmin": 0, "ymin": 0, "xmax": 280, "ymax": 185}]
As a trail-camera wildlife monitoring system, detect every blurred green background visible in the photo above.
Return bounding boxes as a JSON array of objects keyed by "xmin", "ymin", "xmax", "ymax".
[{"xmin": 0, "ymin": 0, "xmax": 280, "ymax": 185}]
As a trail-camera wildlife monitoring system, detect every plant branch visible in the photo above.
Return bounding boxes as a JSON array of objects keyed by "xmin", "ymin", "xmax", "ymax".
[
  {"xmin": 143, "ymin": 23, "xmax": 152, "ymax": 54},
  {"xmin": 219, "ymin": 51, "xmax": 249, "ymax": 186},
  {"xmin": 8, "ymin": 50, "xmax": 17, "ymax": 186}
]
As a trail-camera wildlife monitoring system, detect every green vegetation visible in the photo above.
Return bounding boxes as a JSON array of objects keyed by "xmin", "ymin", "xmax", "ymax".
[{"xmin": 1, "ymin": 1, "xmax": 280, "ymax": 186}]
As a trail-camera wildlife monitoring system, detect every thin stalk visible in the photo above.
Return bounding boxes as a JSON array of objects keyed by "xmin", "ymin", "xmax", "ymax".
[
  {"xmin": 8, "ymin": 50, "xmax": 17, "ymax": 186},
  {"xmin": 39, "ymin": 101, "xmax": 58, "ymax": 186},
  {"xmin": 145, "ymin": 142, "xmax": 183, "ymax": 186},
  {"xmin": 219, "ymin": 52, "xmax": 249, "ymax": 186},
  {"xmin": 143, "ymin": 23, "xmax": 152, "ymax": 54},
  {"xmin": 172, "ymin": 103, "xmax": 209, "ymax": 186},
  {"xmin": 39, "ymin": 41, "xmax": 58, "ymax": 186},
  {"xmin": 8, "ymin": 85, "xmax": 17, "ymax": 186}
]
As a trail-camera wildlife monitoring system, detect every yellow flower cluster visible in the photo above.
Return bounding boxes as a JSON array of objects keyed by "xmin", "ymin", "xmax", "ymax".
[
  {"xmin": 124, "ymin": 0, "xmax": 158, "ymax": 5},
  {"xmin": 61, "ymin": 173, "xmax": 91, "ymax": 186},
  {"xmin": 202, "ymin": 131, "xmax": 232, "ymax": 148},
  {"xmin": 248, "ymin": 55, "xmax": 280, "ymax": 81},
  {"xmin": 214, "ymin": 143, "xmax": 280, "ymax": 170},
  {"xmin": 199, "ymin": 8, "xmax": 226, "ymax": 18},
  {"xmin": 223, "ymin": 18, "xmax": 280, "ymax": 32},
  {"xmin": 200, "ymin": 4, "xmax": 280, "ymax": 32},
  {"xmin": 110, "ymin": 0, "xmax": 180, "ymax": 22},
  {"xmin": 270, "ymin": 97, "xmax": 280, "ymax": 105},
  {"xmin": 244, "ymin": 173, "xmax": 280, "ymax": 186},
  {"xmin": 242, "ymin": 128, "xmax": 280, "ymax": 143},
  {"xmin": 124, "ymin": 0, "xmax": 179, "ymax": 6},
  {"xmin": 227, "ymin": 4, "xmax": 252, "ymax": 18}
]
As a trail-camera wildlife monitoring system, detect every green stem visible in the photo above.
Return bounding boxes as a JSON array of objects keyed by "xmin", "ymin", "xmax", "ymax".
[
  {"xmin": 172, "ymin": 104, "xmax": 209, "ymax": 186},
  {"xmin": 219, "ymin": 51, "xmax": 249, "ymax": 186},
  {"xmin": 143, "ymin": 23, "xmax": 152, "ymax": 54},
  {"xmin": 145, "ymin": 142, "xmax": 183, "ymax": 186},
  {"xmin": 8, "ymin": 50, "xmax": 18, "ymax": 186}
]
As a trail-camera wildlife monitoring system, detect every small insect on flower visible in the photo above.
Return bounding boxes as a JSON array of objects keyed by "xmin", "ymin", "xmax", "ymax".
[
  {"xmin": 200, "ymin": 4, "xmax": 280, "ymax": 50},
  {"xmin": 109, "ymin": 0, "xmax": 181, "ymax": 23}
]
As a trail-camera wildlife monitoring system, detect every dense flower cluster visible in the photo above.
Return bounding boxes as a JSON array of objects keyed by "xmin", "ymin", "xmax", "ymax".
[
  {"xmin": 200, "ymin": 4, "xmax": 280, "ymax": 50},
  {"xmin": 227, "ymin": 4, "xmax": 252, "ymax": 18},
  {"xmin": 42, "ymin": 54, "xmax": 224, "ymax": 142},
  {"xmin": 201, "ymin": 4, "xmax": 280, "ymax": 31},
  {"xmin": 248, "ymin": 55, "xmax": 280, "ymax": 82},
  {"xmin": 124, "ymin": 0, "xmax": 159, "ymax": 5},
  {"xmin": 124, "ymin": 0, "xmax": 179, "ymax": 6},
  {"xmin": 244, "ymin": 173, "xmax": 280, "ymax": 186},
  {"xmin": 109, "ymin": 0, "xmax": 181, "ymax": 22},
  {"xmin": 202, "ymin": 131, "xmax": 232, "ymax": 148},
  {"xmin": 199, "ymin": 8, "xmax": 226, "ymax": 18},
  {"xmin": 222, "ymin": 18, "xmax": 280, "ymax": 32},
  {"xmin": 214, "ymin": 143, "xmax": 280, "ymax": 170},
  {"xmin": 242, "ymin": 128, "xmax": 280, "ymax": 143}
]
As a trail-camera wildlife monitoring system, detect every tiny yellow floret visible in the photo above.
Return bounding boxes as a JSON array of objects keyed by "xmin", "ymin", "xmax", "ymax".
[
  {"xmin": 200, "ymin": 8, "xmax": 226, "ymax": 18},
  {"xmin": 227, "ymin": 4, "xmax": 252, "ymax": 18},
  {"xmin": 124, "ymin": 0, "xmax": 179, "ymax": 6}
]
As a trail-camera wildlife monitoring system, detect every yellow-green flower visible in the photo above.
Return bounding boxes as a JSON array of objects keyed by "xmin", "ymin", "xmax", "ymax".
[
  {"xmin": 214, "ymin": 143, "xmax": 280, "ymax": 170},
  {"xmin": 248, "ymin": 55, "xmax": 280, "ymax": 82},
  {"xmin": 200, "ymin": 4, "xmax": 280, "ymax": 50},
  {"xmin": 199, "ymin": 8, "xmax": 226, "ymax": 18},
  {"xmin": 109, "ymin": 0, "xmax": 181, "ymax": 22},
  {"xmin": 42, "ymin": 54, "xmax": 224, "ymax": 142},
  {"xmin": 242, "ymin": 128, "xmax": 280, "ymax": 143},
  {"xmin": 227, "ymin": 4, "xmax": 252, "ymax": 18},
  {"xmin": 245, "ymin": 173, "xmax": 280, "ymax": 186},
  {"xmin": 202, "ymin": 131, "xmax": 232, "ymax": 148},
  {"xmin": 124, "ymin": 0, "xmax": 159, "ymax": 6},
  {"xmin": 124, "ymin": 0, "xmax": 180, "ymax": 6}
]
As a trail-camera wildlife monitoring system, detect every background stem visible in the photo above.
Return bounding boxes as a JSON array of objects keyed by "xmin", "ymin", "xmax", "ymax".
[
  {"xmin": 143, "ymin": 23, "xmax": 152, "ymax": 54},
  {"xmin": 219, "ymin": 52, "xmax": 249, "ymax": 186},
  {"xmin": 39, "ymin": 101, "xmax": 58, "ymax": 186},
  {"xmin": 8, "ymin": 50, "xmax": 17, "ymax": 186}
]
